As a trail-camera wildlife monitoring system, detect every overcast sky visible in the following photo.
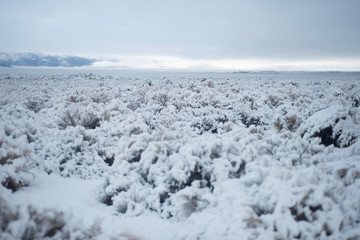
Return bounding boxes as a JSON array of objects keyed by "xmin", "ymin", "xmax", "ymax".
[{"xmin": 1, "ymin": 0, "xmax": 360, "ymax": 70}]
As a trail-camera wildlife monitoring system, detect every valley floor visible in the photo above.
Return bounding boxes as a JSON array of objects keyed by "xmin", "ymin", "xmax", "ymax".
[{"xmin": 1, "ymin": 71, "xmax": 360, "ymax": 239}]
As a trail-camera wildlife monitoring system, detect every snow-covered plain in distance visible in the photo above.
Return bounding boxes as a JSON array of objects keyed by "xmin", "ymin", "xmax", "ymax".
[{"xmin": 1, "ymin": 69, "xmax": 360, "ymax": 239}]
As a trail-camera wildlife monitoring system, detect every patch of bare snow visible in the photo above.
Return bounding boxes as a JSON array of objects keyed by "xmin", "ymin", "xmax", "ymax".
[{"xmin": 11, "ymin": 170, "xmax": 180, "ymax": 239}]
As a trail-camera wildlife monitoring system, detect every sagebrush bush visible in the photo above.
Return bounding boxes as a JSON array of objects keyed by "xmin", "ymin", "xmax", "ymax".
[
  {"xmin": 155, "ymin": 93, "xmax": 169, "ymax": 107},
  {"xmin": 274, "ymin": 117, "xmax": 283, "ymax": 132},
  {"xmin": 0, "ymin": 125, "xmax": 34, "ymax": 192},
  {"xmin": 266, "ymin": 94, "xmax": 281, "ymax": 108},
  {"xmin": 300, "ymin": 106, "xmax": 359, "ymax": 148},
  {"xmin": 240, "ymin": 112, "xmax": 262, "ymax": 128},
  {"xmin": 81, "ymin": 111, "xmax": 101, "ymax": 129},
  {"xmin": 25, "ymin": 97, "xmax": 49, "ymax": 113},
  {"xmin": 285, "ymin": 114, "xmax": 301, "ymax": 132},
  {"xmin": 59, "ymin": 109, "xmax": 80, "ymax": 129},
  {"xmin": 67, "ymin": 91, "xmax": 85, "ymax": 103},
  {"xmin": 0, "ymin": 192, "xmax": 105, "ymax": 240},
  {"xmin": 206, "ymin": 80, "xmax": 215, "ymax": 88},
  {"xmin": 90, "ymin": 93, "xmax": 110, "ymax": 104},
  {"xmin": 59, "ymin": 109, "xmax": 101, "ymax": 130}
]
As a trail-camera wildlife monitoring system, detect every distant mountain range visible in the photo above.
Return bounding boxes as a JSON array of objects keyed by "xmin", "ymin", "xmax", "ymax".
[{"xmin": 0, "ymin": 52, "xmax": 96, "ymax": 67}]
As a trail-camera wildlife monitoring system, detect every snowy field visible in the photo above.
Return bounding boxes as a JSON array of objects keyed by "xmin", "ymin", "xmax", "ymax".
[{"xmin": 1, "ymin": 70, "xmax": 360, "ymax": 239}]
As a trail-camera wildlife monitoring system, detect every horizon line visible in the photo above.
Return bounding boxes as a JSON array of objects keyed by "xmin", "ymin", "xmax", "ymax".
[{"xmin": 1, "ymin": 51, "xmax": 360, "ymax": 71}]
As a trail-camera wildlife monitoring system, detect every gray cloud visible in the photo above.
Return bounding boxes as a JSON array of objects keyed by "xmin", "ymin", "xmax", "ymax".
[{"xmin": 1, "ymin": 0, "xmax": 360, "ymax": 61}]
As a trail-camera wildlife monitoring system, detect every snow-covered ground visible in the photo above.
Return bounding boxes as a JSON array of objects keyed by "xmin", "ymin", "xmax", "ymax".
[{"xmin": 1, "ymin": 70, "xmax": 360, "ymax": 239}]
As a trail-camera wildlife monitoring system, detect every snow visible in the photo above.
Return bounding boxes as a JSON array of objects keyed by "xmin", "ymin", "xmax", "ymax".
[
  {"xmin": 10, "ymin": 170, "xmax": 179, "ymax": 239},
  {"xmin": 0, "ymin": 70, "xmax": 360, "ymax": 239}
]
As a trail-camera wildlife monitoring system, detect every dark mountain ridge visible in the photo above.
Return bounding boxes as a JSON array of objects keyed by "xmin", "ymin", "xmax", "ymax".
[{"xmin": 0, "ymin": 52, "xmax": 96, "ymax": 67}]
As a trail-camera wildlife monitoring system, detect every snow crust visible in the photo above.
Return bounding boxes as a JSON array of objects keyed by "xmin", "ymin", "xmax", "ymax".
[{"xmin": 0, "ymin": 71, "xmax": 360, "ymax": 239}]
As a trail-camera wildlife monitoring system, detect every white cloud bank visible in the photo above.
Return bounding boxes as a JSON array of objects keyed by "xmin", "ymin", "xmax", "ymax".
[{"xmin": 91, "ymin": 55, "xmax": 360, "ymax": 71}]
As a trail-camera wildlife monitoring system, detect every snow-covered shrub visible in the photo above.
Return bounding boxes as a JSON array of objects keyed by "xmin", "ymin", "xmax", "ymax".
[
  {"xmin": 239, "ymin": 111, "xmax": 262, "ymax": 128},
  {"xmin": 0, "ymin": 188, "xmax": 106, "ymax": 239},
  {"xmin": 90, "ymin": 93, "xmax": 110, "ymax": 104},
  {"xmin": 274, "ymin": 117, "xmax": 283, "ymax": 132},
  {"xmin": 266, "ymin": 94, "xmax": 282, "ymax": 108},
  {"xmin": 58, "ymin": 109, "xmax": 80, "ymax": 129},
  {"xmin": 67, "ymin": 91, "xmax": 86, "ymax": 103},
  {"xmin": 352, "ymin": 96, "xmax": 359, "ymax": 107},
  {"xmin": 24, "ymin": 96, "xmax": 49, "ymax": 113},
  {"xmin": 0, "ymin": 122, "xmax": 34, "ymax": 192},
  {"xmin": 35, "ymin": 127, "xmax": 113, "ymax": 179},
  {"xmin": 154, "ymin": 93, "xmax": 169, "ymax": 107},
  {"xmin": 81, "ymin": 111, "xmax": 102, "ymax": 130},
  {"xmin": 274, "ymin": 113, "xmax": 302, "ymax": 132},
  {"xmin": 100, "ymin": 126, "xmax": 253, "ymax": 219},
  {"xmin": 2, "ymin": 72, "xmax": 360, "ymax": 239},
  {"xmin": 191, "ymin": 115, "xmax": 229, "ymax": 135},
  {"xmin": 205, "ymin": 80, "xmax": 215, "ymax": 88},
  {"xmin": 285, "ymin": 114, "xmax": 301, "ymax": 132},
  {"xmin": 127, "ymin": 101, "xmax": 140, "ymax": 111},
  {"xmin": 58, "ymin": 109, "xmax": 101, "ymax": 130},
  {"xmin": 300, "ymin": 105, "xmax": 359, "ymax": 148},
  {"xmin": 176, "ymin": 158, "xmax": 360, "ymax": 239}
]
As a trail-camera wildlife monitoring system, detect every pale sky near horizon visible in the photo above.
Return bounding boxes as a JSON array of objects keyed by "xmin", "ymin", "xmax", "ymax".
[{"xmin": 1, "ymin": 0, "xmax": 360, "ymax": 70}]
